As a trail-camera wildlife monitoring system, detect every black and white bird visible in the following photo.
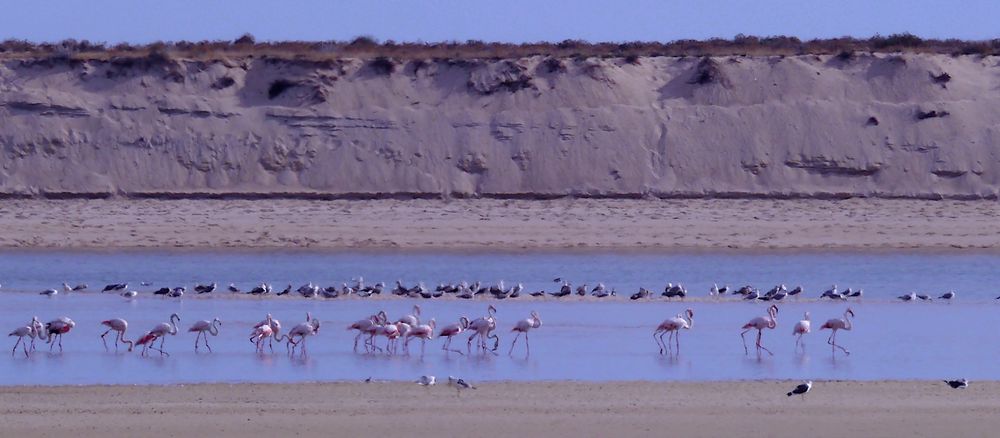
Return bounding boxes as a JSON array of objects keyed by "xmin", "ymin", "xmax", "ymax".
[
  {"xmin": 788, "ymin": 286, "xmax": 803, "ymax": 297},
  {"xmin": 898, "ymin": 292, "xmax": 917, "ymax": 302},
  {"xmin": 121, "ymin": 290, "xmax": 138, "ymax": 298},
  {"xmin": 169, "ymin": 287, "xmax": 185, "ymax": 298},
  {"xmin": 102, "ymin": 283, "xmax": 127, "ymax": 292},
  {"xmin": 416, "ymin": 375, "xmax": 436, "ymax": 386},
  {"xmin": 711, "ymin": 283, "xmax": 729, "ymax": 295},
  {"xmin": 63, "ymin": 282, "xmax": 87, "ymax": 292},
  {"xmin": 228, "ymin": 283, "xmax": 240, "ymax": 293},
  {"xmin": 944, "ymin": 379, "xmax": 968, "ymax": 389},
  {"xmin": 630, "ymin": 287, "xmax": 651, "ymax": 300},
  {"xmin": 787, "ymin": 380, "xmax": 812, "ymax": 399},
  {"xmin": 448, "ymin": 376, "xmax": 476, "ymax": 396},
  {"xmin": 848, "ymin": 289, "xmax": 863, "ymax": 298},
  {"xmin": 529, "ymin": 290, "xmax": 546, "ymax": 297},
  {"xmin": 916, "ymin": 294, "xmax": 932, "ymax": 301},
  {"xmin": 277, "ymin": 285, "xmax": 291, "ymax": 296},
  {"xmin": 939, "ymin": 291, "xmax": 956, "ymax": 300},
  {"xmin": 40, "ymin": 288, "xmax": 58, "ymax": 297},
  {"xmin": 194, "ymin": 283, "xmax": 216, "ymax": 294},
  {"xmin": 153, "ymin": 287, "xmax": 170, "ymax": 296}
]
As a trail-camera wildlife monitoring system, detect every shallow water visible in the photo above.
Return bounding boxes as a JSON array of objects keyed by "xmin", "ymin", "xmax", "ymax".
[{"xmin": 0, "ymin": 250, "xmax": 997, "ymax": 385}]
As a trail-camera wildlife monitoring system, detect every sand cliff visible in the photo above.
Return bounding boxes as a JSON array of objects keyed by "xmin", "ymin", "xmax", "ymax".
[{"xmin": 1, "ymin": 53, "xmax": 999, "ymax": 199}]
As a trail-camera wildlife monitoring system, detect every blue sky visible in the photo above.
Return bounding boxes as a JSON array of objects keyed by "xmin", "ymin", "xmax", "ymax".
[{"xmin": 2, "ymin": 0, "xmax": 997, "ymax": 43}]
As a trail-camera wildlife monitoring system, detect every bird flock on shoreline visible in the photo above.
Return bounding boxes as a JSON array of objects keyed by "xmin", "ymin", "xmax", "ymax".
[{"xmin": 18, "ymin": 279, "xmax": 964, "ymax": 302}]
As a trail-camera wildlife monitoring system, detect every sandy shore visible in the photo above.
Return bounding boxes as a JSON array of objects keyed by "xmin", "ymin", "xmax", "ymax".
[
  {"xmin": 0, "ymin": 381, "xmax": 996, "ymax": 437},
  {"xmin": 1, "ymin": 198, "xmax": 998, "ymax": 250}
]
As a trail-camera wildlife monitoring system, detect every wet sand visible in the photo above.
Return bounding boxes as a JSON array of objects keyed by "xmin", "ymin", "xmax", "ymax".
[
  {"xmin": 1, "ymin": 198, "xmax": 999, "ymax": 250},
  {"xmin": 1, "ymin": 381, "xmax": 997, "ymax": 437}
]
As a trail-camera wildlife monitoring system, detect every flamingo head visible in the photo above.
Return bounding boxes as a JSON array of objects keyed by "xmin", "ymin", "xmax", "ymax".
[
  {"xmin": 804, "ymin": 311, "xmax": 811, "ymax": 320},
  {"xmin": 768, "ymin": 305, "xmax": 779, "ymax": 316},
  {"xmin": 214, "ymin": 318, "xmax": 223, "ymax": 326},
  {"xmin": 685, "ymin": 308, "xmax": 694, "ymax": 319},
  {"xmin": 459, "ymin": 316, "xmax": 470, "ymax": 329},
  {"xmin": 488, "ymin": 304, "xmax": 497, "ymax": 315},
  {"xmin": 846, "ymin": 308, "xmax": 855, "ymax": 318}
]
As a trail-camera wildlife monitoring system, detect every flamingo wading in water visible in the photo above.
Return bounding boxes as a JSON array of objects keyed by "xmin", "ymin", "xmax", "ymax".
[
  {"xmin": 467, "ymin": 305, "xmax": 499, "ymax": 355},
  {"xmin": 189, "ymin": 318, "xmax": 222, "ymax": 352},
  {"xmin": 100, "ymin": 318, "xmax": 134, "ymax": 352},
  {"xmin": 278, "ymin": 313, "xmax": 320, "ymax": 356},
  {"xmin": 509, "ymin": 311, "xmax": 542, "ymax": 356},
  {"xmin": 653, "ymin": 308, "xmax": 694, "ymax": 355},
  {"xmin": 820, "ymin": 308, "xmax": 855, "ymax": 356},
  {"xmin": 8, "ymin": 324, "xmax": 36, "ymax": 357},
  {"xmin": 251, "ymin": 314, "xmax": 282, "ymax": 353},
  {"xmin": 741, "ymin": 305, "xmax": 778, "ymax": 356},
  {"xmin": 438, "ymin": 316, "xmax": 470, "ymax": 355},
  {"xmin": 44, "ymin": 317, "xmax": 76, "ymax": 352},
  {"xmin": 136, "ymin": 313, "xmax": 180, "ymax": 356},
  {"xmin": 792, "ymin": 312, "xmax": 811, "ymax": 351}
]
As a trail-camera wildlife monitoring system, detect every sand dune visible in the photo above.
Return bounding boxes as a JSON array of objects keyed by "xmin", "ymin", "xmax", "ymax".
[
  {"xmin": 2, "ymin": 54, "xmax": 999, "ymax": 199},
  {"xmin": 1, "ymin": 381, "xmax": 997, "ymax": 437}
]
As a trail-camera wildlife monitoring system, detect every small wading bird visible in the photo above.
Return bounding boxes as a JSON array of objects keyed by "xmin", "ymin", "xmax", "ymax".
[
  {"xmin": 820, "ymin": 308, "xmax": 854, "ymax": 356},
  {"xmin": 509, "ymin": 311, "xmax": 542, "ymax": 356},
  {"xmin": 653, "ymin": 309, "xmax": 694, "ymax": 355},
  {"xmin": 945, "ymin": 379, "xmax": 968, "ymax": 389},
  {"xmin": 787, "ymin": 381, "xmax": 812, "ymax": 399},
  {"xmin": 741, "ymin": 305, "xmax": 778, "ymax": 356},
  {"xmin": 189, "ymin": 318, "xmax": 222, "ymax": 352},
  {"xmin": 100, "ymin": 318, "xmax": 133, "ymax": 352},
  {"xmin": 136, "ymin": 313, "xmax": 180, "ymax": 356},
  {"xmin": 793, "ymin": 312, "xmax": 811, "ymax": 351}
]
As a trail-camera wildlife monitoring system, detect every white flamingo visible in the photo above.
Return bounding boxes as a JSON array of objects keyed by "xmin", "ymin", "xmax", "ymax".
[
  {"xmin": 509, "ymin": 311, "xmax": 543, "ymax": 356},
  {"xmin": 100, "ymin": 318, "xmax": 134, "ymax": 352},
  {"xmin": 741, "ymin": 305, "xmax": 778, "ymax": 356},
  {"xmin": 188, "ymin": 318, "xmax": 222, "ymax": 352},
  {"xmin": 278, "ymin": 313, "xmax": 320, "ymax": 356},
  {"xmin": 136, "ymin": 313, "xmax": 180, "ymax": 356},
  {"xmin": 438, "ymin": 316, "xmax": 470, "ymax": 355},
  {"xmin": 348, "ymin": 311, "xmax": 385, "ymax": 353},
  {"xmin": 792, "ymin": 312, "xmax": 811, "ymax": 350},
  {"xmin": 820, "ymin": 308, "xmax": 855, "ymax": 356},
  {"xmin": 653, "ymin": 308, "xmax": 694, "ymax": 355},
  {"xmin": 8, "ymin": 324, "xmax": 36, "ymax": 357},
  {"xmin": 467, "ymin": 305, "xmax": 498, "ymax": 355}
]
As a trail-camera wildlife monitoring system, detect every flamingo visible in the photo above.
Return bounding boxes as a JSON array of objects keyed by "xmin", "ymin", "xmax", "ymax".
[
  {"xmin": 395, "ymin": 322, "xmax": 413, "ymax": 355},
  {"xmin": 348, "ymin": 311, "xmax": 385, "ymax": 353},
  {"xmin": 251, "ymin": 314, "xmax": 282, "ymax": 353},
  {"xmin": 653, "ymin": 308, "xmax": 693, "ymax": 355},
  {"xmin": 372, "ymin": 322, "xmax": 400, "ymax": 355},
  {"xmin": 792, "ymin": 312, "xmax": 811, "ymax": 351},
  {"xmin": 741, "ymin": 305, "xmax": 778, "ymax": 356},
  {"xmin": 438, "ymin": 316, "xmax": 470, "ymax": 354},
  {"xmin": 398, "ymin": 305, "xmax": 421, "ymax": 326},
  {"xmin": 250, "ymin": 323, "xmax": 274, "ymax": 353},
  {"xmin": 27, "ymin": 317, "xmax": 42, "ymax": 351},
  {"xmin": 405, "ymin": 319, "xmax": 436, "ymax": 356},
  {"xmin": 135, "ymin": 313, "xmax": 180, "ymax": 356},
  {"xmin": 100, "ymin": 318, "xmax": 134, "ymax": 352},
  {"xmin": 189, "ymin": 318, "xmax": 222, "ymax": 352},
  {"xmin": 278, "ymin": 313, "xmax": 320, "ymax": 356},
  {"xmin": 8, "ymin": 324, "xmax": 36, "ymax": 357},
  {"xmin": 820, "ymin": 308, "xmax": 855, "ymax": 356},
  {"xmin": 44, "ymin": 317, "xmax": 75, "ymax": 352},
  {"xmin": 509, "ymin": 311, "xmax": 543, "ymax": 356},
  {"xmin": 467, "ymin": 305, "xmax": 498, "ymax": 355}
]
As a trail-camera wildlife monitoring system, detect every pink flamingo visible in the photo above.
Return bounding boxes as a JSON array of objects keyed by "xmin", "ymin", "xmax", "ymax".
[
  {"xmin": 820, "ymin": 308, "xmax": 855, "ymax": 356},
  {"xmin": 278, "ymin": 313, "xmax": 320, "ymax": 356},
  {"xmin": 741, "ymin": 305, "xmax": 778, "ymax": 356},
  {"xmin": 653, "ymin": 308, "xmax": 694, "ymax": 355},
  {"xmin": 792, "ymin": 312, "xmax": 811, "ymax": 350},
  {"xmin": 372, "ymin": 322, "xmax": 400, "ymax": 354},
  {"xmin": 100, "ymin": 318, "xmax": 134, "ymax": 352},
  {"xmin": 467, "ymin": 305, "xmax": 498, "ymax": 355},
  {"xmin": 252, "ymin": 314, "xmax": 282, "ymax": 353},
  {"xmin": 188, "ymin": 318, "xmax": 222, "ymax": 352},
  {"xmin": 396, "ymin": 322, "xmax": 413, "ymax": 355},
  {"xmin": 405, "ymin": 319, "xmax": 436, "ymax": 356},
  {"xmin": 397, "ymin": 305, "xmax": 421, "ymax": 326},
  {"xmin": 438, "ymin": 316, "xmax": 470, "ymax": 354},
  {"xmin": 250, "ymin": 323, "xmax": 274, "ymax": 353},
  {"xmin": 347, "ymin": 313, "xmax": 379, "ymax": 353},
  {"xmin": 509, "ymin": 311, "xmax": 543, "ymax": 356},
  {"xmin": 44, "ymin": 317, "xmax": 76, "ymax": 352},
  {"xmin": 8, "ymin": 324, "xmax": 36, "ymax": 357},
  {"xmin": 29, "ymin": 317, "xmax": 43, "ymax": 351},
  {"xmin": 135, "ymin": 313, "xmax": 180, "ymax": 356}
]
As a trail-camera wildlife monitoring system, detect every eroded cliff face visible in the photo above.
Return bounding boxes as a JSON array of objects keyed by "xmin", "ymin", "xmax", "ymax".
[{"xmin": 1, "ymin": 53, "xmax": 998, "ymax": 199}]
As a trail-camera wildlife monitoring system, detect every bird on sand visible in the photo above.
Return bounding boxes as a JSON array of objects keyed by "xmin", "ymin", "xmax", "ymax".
[
  {"xmin": 945, "ymin": 379, "xmax": 968, "ymax": 389},
  {"xmin": 787, "ymin": 381, "xmax": 812, "ymax": 399}
]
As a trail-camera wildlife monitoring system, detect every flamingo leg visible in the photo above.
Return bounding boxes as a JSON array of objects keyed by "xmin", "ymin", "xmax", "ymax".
[
  {"xmin": 653, "ymin": 330, "xmax": 664, "ymax": 354},
  {"xmin": 12, "ymin": 337, "xmax": 21, "ymax": 357},
  {"xmin": 194, "ymin": 332, "xmax": 201, "ymax": 351},
  {"xmin": 205, "ymin": 333, "xmax": 212, "ymax": 353},
  {"xmin": 353, "ymin": 333, "xmax": 361, "ymax": 352},
  {"xmin": 421, "ymin": 338, "xmax": 426, "ymax": 357},
  {"xmin": 509, "ymin": 332, "xmax": 521, "ymax": 355},
  {"xmin": 525, "ymin": 332, "xmax": 530, "ymax": 356},
  {"xmin": 674, "ymin": 331, "xmax": 680, "ymax": 355},
  {"xmin": 21, "ymin": 337, "xmax": 29, "ymax": 358},
  {"xmin": 828, "ymin": 330, "xmax": 850, "ymax": 355},
  {"xmin": 740, "ymin": 329, "xmax": 751, "ymax": 355},
  {"xmin": 100, "ymin": 329, "xmax": 112, "ymax": 350},
  {"xmin": 756, "ymin": 330, "xmax": 773, "ymax": 356}
]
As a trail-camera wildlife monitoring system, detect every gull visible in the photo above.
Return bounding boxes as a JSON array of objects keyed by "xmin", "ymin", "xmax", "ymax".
[
  {"xmin": 630, "ymin": 287, "xmax": 650, "ymax": 300},
  {"xmin": 939, "ymin": 291, "xmax": 956, "ymax": 300},
  {"xmin": 788, "ymin": 286, "xmax": 803, "ymax": 296},
  {"xmin": 228, "ymin": 283, "xmax": 240, "ymax": 293},
  {"xmin": 63, "ymin": 283, "xmax": 87, "ymax": 292},
  {"xmin": 916, "ymin": 294, "xmax": 932, "ymax": 301},
  {"xmin": 416, "ymin": 375, "xmax": 436, "ymax": 386},
  {"xmin": 447, "ymin": 376, "xmax": 476, "ymax": 396},
  {"xmin": 40, "ymin": 289, "xmax": 58, "ymax": 297},
  {"xmin": 787, "ymin": 381, "xmax": 812, "ymax": 399},
  {"xmin": 848, "ymin": 289, "xmax": 863, "ymax": 298},
  {"xmin": 898, "ymin": 292, "xmax": 917, "ymax": 302},
  {"xmin": 945, "ymin": 379, "xmax": 968, "ymax": 389},
  {"xmin": 529, "ymin": 290, "xmax": 546, "ymax": 297},
  {"xmin": 121, "ymin": 290, "xmax": 138, "ymax": 299}
]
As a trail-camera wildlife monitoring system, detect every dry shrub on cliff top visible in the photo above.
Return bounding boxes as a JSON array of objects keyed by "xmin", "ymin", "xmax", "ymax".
[{"xmin": 1, "ymin": 34, "xmax": 999, "ymax": 61}]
